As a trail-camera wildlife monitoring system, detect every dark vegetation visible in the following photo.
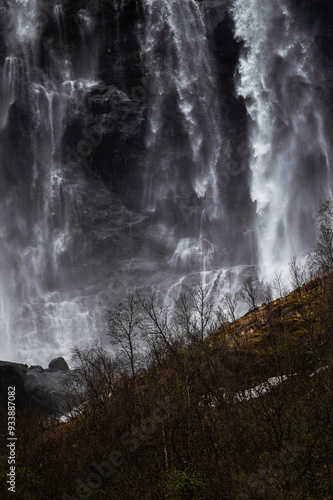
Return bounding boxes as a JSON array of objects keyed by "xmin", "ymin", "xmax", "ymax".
[{"xmin": 1, "ymin": 201, "xmax": 333, "ymax": 499}]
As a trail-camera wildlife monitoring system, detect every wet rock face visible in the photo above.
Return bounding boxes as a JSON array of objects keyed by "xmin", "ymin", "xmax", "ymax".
[
  {"xmin": 59, "ymin": 0, "xmax": 246, "ymax": 217},
  {"xmin": 1, "ymin": 0, "xmax": 332, "ymax": 227},
  {"xmin": 312, "ymin": 3, "xmax": 333, "ymax": 75},
  {"xmin": 58, "ymin": 0, "xmax": 147, "ymax": 211},
  {"xmin": 0, "ymin": 359, "xmax": 74, "ymax": 415},
  {"xmin": 0, "ymin": 362, "xmax": 27, "ymax": 408},
  {"xmin": 292, "ymin": 0, "xmax": 333, "ymax": 109},
  {"xmin": 3, "ymin": 0, "xmax": 331, "ymax": 258},
  {"xmin": 96, "ymin": 0, "xmax": 144, "ymax": 88}
]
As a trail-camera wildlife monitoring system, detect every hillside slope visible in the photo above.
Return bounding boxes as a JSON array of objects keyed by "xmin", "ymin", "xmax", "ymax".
[{"xmin": 1, "ymin": 276, "xmax": 333, "ymax": 499}]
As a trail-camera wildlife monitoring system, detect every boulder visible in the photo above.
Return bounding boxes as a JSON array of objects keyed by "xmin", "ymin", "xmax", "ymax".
[{"xmin": 48, "ymin": 357, "xmax": 70, "ymax": 371}]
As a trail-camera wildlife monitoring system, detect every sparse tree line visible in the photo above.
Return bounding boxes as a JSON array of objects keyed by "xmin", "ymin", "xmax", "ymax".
[
  {"xmin": 98, "ymin": 197, "xmax": 333, "ymax": 381},
  {"xmin": 1, "ymin": 200, "xmax": 333, "ymax": 499},
  {"xmin": 56, "ymin": 198, "xmax": 333, "ymax": 499}
]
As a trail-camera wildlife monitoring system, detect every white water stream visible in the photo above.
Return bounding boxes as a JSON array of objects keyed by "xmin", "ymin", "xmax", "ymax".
[{"xmin": 232, "ymin": 0, "xmax": 332, "ymax": 281}]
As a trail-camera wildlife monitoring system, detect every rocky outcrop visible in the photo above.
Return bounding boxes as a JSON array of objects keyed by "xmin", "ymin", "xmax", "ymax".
[
  {"xmin": 0, "ymin": 358, "xmax": 74, "ymax": 415},
  {"xmin": 59, "ymin": 0, "xmax": 148, "ymax": 220},
  {"xmin": 48, "ymin": 357, "xmax": 70, "ymax": 371}
]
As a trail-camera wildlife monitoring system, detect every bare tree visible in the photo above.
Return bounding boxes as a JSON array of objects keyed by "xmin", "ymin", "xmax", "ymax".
[
  {"xmin": 262, "ymin": 282, "xmax": 274, "ymax": 304},
  {"xmin": 190, "ymin": 281, "xmax": 216, "ymax": 342},
  {"xmin": 240, "ymin": 277, "xmax": 260, "ymax": 310},
  {"xmin": 222, "ymin": 292, "xmax": 239, "ymax": 322},
  {"xmin": 106, "ymin": 293, "xmax": 143, "ymax": 378},
  {"xmin": 173, "ymin": 291, "xmax": 193, "ymax": 344},
  {"xmin": 307, "ymin": 198, "xmax": 333, "ymax": 276},
  {"xmin": 273, "ymin": 271, "xmax": 289, "ymax": 298},
  {"xmin": 66, "ymin": 343, "xmax": 119, "ymax": 415},
  {"xmin": 137, "ymin": 288, "xmax": 180, "ymax": 362},
  {"xmin": 173, "ymin": 281, "xmax": 220, "ymax": 344},
  {"xmin": 289, "ymin": 255, "xmax": 308, "ymax": 292}
]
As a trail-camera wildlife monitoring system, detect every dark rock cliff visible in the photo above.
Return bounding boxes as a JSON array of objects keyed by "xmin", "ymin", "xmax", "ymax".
[
  {"xmin": 1, "ymin": 0, "xmax": 332, "ymax": 213},
  {"xmin": 0, "ymin": 358, "xmax": 72, "ymax": 415}
]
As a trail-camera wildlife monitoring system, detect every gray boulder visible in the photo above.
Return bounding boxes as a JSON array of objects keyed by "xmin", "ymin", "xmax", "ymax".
[{"xmin": 48, "ymin": 357, "xmax": 69, "ymax": 371}]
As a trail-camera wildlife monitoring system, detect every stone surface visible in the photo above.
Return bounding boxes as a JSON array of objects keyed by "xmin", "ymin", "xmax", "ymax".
[
  {"xmin": 48, "ymin": 357, "xmax": 70, "ymax": 371},
  {"xmin": 0, "ymin": 360, "xmax": 74, "ymax": 415}
]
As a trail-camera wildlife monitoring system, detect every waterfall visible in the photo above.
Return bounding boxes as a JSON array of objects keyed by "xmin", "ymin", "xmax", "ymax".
[
  {"xmin": 0, "ymin": 0, "xmax": 101, "ymax": 364},
  {"xmin": 232, "ymin": 0, "xmax": 332, "ymax": 281},
  {"xmin": 1, "ymin": 0, "xmax": 332, "ymax": 365},
  {"xmin": 140, "ymin": 0, "xmax": 225, "ymax": 276}
]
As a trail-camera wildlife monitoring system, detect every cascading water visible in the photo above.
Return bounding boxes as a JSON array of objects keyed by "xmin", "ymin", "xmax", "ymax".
[
  {"xmin": 0, "ymin": 0, "xmax": 102, "ymax": 364},
  {"xmin": 232, "ymin": 0, "xmax": 333, "ymax": 281},
  {"xmin": 141, "ymin": 0, "xmax": 222, "ymax": 209},
  {"xmin": 1, "ymin": 0, "xmax": 332, "ymax": 366},
  {"xmin": 140, "ymin": 0, "xmax": 227, "ymax": 281}
]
